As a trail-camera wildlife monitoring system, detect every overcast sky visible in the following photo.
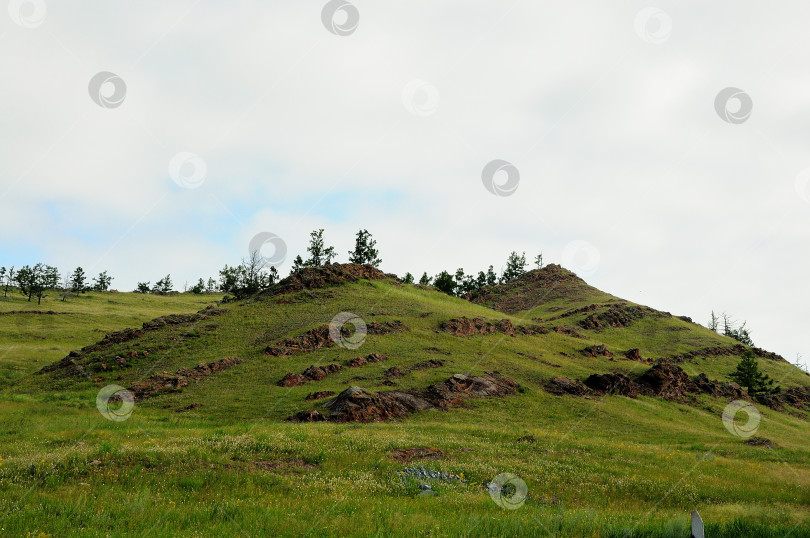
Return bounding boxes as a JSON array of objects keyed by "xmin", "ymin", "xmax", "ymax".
[{"xmin": 2, "ymin": 1, "xmax": 809, "ymax": 367}]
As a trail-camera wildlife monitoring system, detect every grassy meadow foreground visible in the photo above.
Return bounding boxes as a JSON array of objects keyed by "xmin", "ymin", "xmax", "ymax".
[{"xmin": 1, "ymin": 265, "xmax": 809, "ymax": 536}]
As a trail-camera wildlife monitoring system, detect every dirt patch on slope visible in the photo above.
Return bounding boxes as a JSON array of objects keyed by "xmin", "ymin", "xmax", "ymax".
[{"xmin": 390, "ymin": 447, "xmax": 443, "ymax": 463}]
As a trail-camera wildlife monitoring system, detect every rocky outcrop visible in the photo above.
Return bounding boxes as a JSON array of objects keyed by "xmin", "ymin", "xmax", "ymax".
[
  {"xmin": 289, "ymin": 372, "xmax": 520, "ymax": 423},
  {"xmin": 129, "ymin": 357, "xmax": 241, "ymax": 400},
  {"xmin": 264, "ymin": 325, "xmax": 332, "ymax": 356},
  {"xmin": 267, "ymin": 264, "xmax": 396, "ymax": 297},
  {"xmin": 278, "ymin": 364, "xmax": 342, "ymax": 387},
  {"xmin": 440, "ymin": 317, "xmax": 546, "ymax": 337},
  {"xmin": 38, "ymin": 305, "xmax": 226, "ymax": 376},
  {"xmin": 582, "ymin": 344, "xmax": 614, "ymax": 358},
  {"xmin": 547, "ymin": 376, "xmax": 591, "ymax": 396}
]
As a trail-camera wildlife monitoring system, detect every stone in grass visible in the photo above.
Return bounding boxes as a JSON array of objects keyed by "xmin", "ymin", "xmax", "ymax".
[{"xmin": 417, "ymin": 483, "xmax": 436, "ymax": 496}]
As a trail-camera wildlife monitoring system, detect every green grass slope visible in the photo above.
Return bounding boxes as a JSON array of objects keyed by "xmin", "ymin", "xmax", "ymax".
[
  {"xmin": 0, "ymin": 290, "xmax": 217, "ymax": 388},
  {"xmin": 1, "ymin": 265, "xmax": 808, "ymax": 537}
]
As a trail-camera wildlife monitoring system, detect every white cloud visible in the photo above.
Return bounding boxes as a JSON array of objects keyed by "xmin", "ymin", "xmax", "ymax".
[{"xmin": 1, "ymin": 0, "xmax": 809, "ymax": 365}]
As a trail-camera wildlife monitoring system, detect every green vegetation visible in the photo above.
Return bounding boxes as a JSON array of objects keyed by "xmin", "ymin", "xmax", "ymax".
[
  {"xmin": 730, "ymin": 351, "xmax": 780, "ymax": 396},
  {"xmin": 0, "ymin": 265, "xmax": 808, "ymax": 536}
]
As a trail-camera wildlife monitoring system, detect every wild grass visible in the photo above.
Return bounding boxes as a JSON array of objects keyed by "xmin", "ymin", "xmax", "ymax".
[{"xmin": 0, "ymin": 280, "xmax": 808, "ymax": 536}]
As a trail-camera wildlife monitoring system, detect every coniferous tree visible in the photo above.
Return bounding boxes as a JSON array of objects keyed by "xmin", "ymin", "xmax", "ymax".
[
  {"xmin": 70, "ymin": 267, "xmax": 87, "ymax": 294},
  {"xmin": 418, "ymin": 272, "xmax": 432, "ymax": 286},
  {"xmin": 534, "ymin": 252, "xmax": 544, "ymax": 269},
  {"xmin": 153, "ymin": 275, "xmax": 173, "ymax": 294},
  {"xmin": 290, "ymin": 255, "xmax": 304, "ymax": 276},
  {"xmin": 304, "ymin": 229, "xmax": 336, "ymax": 267},
  {"xmin": 485, "ymin": 265, "xmax": 497, "ymax": 286},
  {"xmin": 729, "ymin": 351, "xmax": 780, "ymax": 396},
  {"xmin": 402, "ymin": 272, "xmax": 414, "ymax": 284},
  {"xmin": 500, "ymin": 251, "xmax": 527, "ymax": 283},
  {"xmin": 92, "ymin": 271, "xmax": 113, "ymax": 292},
  {"xmin": 348, "ymin": 229, "xmax": 381, "ymax": 267},
  {"xmin": 135, "ymin": 282, "xmax": 151, "ymax": 293}
]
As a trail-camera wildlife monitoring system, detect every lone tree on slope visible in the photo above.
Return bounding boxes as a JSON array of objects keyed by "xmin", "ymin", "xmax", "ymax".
[{"xmin": 729, "ymin": 350, "xmax": 780, "ymax": 396}]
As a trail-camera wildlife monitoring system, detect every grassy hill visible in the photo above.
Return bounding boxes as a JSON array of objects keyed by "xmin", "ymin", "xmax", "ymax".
[{"xmin": 1, "ymin": 264, "xmax": 808, "ymax": 536}]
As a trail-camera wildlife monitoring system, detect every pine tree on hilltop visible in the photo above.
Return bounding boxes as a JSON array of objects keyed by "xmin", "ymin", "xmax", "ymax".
[
  {"xmin": 70, "ymin": 267, "xmax": 87, "ymax": 294},
  {"xmin": 348, "ymin": 229, "xmax": 381, "ymax": 267},
  {"xmin": 305, "ymin": 229, "xmax": 336, "ymax": 267},
  {"xmin": 418, "ymin": 272, "xmax": 432, "ymax": 286},
  {"xmin": 92, "ymin": 270, "xmax": 113, "ymax": 292},
  {"xmin": 729, "ymin": 351, "xmax": 780, "ymax": 396},
  {"xmin": 500, "ymin": 251, "xmax": 527, "ymax": 283}
]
